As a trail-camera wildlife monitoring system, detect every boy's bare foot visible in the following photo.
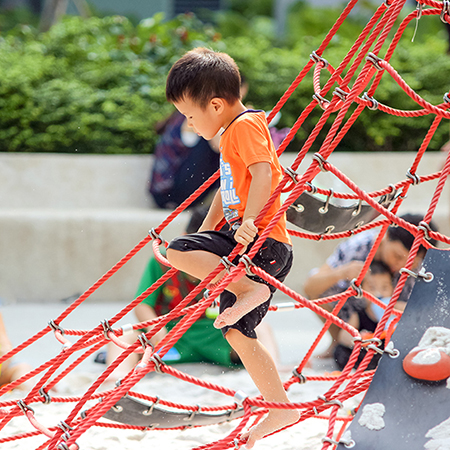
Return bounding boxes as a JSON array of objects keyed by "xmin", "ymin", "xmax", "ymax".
[
  {"xmin": 242, "ymin": 408, "xmax": 300, "ymax": 449},
  {"xmin": 213, "ymin": 284, "xmax": 271, "ymax": 329}
]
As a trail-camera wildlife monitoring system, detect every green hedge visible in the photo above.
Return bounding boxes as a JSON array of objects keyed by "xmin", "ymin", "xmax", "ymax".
[{"xmin": 0, "ymin": 4, "xmax": 449, "ymax": 153}]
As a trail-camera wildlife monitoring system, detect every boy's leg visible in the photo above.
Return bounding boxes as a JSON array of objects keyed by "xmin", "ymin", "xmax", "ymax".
[
  {"xmin": 167, "ymin": 248, "xmax": 271, "ymax": 327},
  {"xmin": 225, "ymin": 329, "xmax": 299, "ymax": 448}
]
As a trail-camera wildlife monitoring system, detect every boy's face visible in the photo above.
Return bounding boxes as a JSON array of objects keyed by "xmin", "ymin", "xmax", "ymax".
[
  {"xmin": 362, "ymin": 271, "xmax": 393, "ymax": 299},
  {"xmin": 173, "ymin": 97, "xmax": 223, "ymax": 141}
]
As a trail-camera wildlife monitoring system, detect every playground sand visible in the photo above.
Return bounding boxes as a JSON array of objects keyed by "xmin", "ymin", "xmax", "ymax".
[{"xmin": 1, "ymin": 300, "xmax": 345, "ymax": 449}]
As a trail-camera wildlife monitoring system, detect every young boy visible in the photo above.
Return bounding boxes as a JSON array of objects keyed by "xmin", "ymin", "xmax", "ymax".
[
  {"xmin": 334, "ymin": 260, "xmax": 405, "ymax": 371},
  {"xmin": 165, "ymin": 48, "xmax": 299, "ymax": 448}
]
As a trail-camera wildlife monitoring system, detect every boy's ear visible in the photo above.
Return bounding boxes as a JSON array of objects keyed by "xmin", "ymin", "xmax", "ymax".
[{"xmin": 210, "ymin": 97, "xmax": 225, "ymax": 114}]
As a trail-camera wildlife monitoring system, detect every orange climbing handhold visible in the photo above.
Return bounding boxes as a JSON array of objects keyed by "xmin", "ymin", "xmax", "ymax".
[{"xmin": 403, "ymin": 348, "xmax": 450, "ymax": 382}]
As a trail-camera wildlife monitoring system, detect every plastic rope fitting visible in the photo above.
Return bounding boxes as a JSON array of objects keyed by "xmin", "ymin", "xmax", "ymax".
[
  {"xmin": 234, "ymin": 390, "xmax": 249, "ymax": 405},
  {"xmin": 444, "ymin": 92, "xmax": 450, "ymax": 104},
  {"xmin": 310, "ymin": 50, "xmax": 329, "ymax": 69},
  {"xmin": 312, "ymin": 153, "xmax": 329, "ymax": 172},
  {"xmin": 365, "ymin": 52, "xmax": 384, "ymax": 71},
  {"xmin": 350, "ymin": 278, "xmax": 363, "ymax": 298},
  {"xmin": 362, "ymin": 92, "xmax": 379, "ymax": 110}
]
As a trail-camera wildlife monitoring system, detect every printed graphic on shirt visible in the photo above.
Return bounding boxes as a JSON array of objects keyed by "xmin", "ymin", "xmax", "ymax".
[{"xmin": 220, "ymin": 155, "xmax": 242, "ymax": 226}]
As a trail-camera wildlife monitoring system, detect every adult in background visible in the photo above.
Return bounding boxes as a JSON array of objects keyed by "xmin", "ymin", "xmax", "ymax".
[{"xmin": 303, "ymin": 213, "xmax": 438, "ymax": 358}]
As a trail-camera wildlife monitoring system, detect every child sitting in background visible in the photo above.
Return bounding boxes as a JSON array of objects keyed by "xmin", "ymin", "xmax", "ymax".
[{"xmin": 334, "ymin": 260, "xmax": 405, "ymax": 371}]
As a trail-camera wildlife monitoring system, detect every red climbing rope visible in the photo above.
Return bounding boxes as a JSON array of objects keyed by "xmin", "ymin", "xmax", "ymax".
[{"xmin": 2, "ymin": 1, "xmax": 450, "ymax": 449}]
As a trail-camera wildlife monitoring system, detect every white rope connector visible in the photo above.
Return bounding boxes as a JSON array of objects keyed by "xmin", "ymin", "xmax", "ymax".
[
  {"xmin": 234, "ymin": 390, "xmax": 249, "ymax": 405},
  {"xmin": 120, "ymin": 324, "xmax": 134, "ymax": 336}
]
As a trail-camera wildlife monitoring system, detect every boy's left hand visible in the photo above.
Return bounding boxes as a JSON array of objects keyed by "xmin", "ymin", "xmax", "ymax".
[{"xmin": 234, "ymin": 218, "xmax": 258, "ymax": 253}]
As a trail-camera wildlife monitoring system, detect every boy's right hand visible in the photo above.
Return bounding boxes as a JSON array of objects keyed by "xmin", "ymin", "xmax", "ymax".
[{"xmin": 234, "ymin": 218, "xmax": 258, "ymax": 254}]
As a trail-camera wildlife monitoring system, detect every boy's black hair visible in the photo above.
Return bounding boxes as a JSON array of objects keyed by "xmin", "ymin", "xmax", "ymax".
[
  {"xmin": 166, "ymin": 47, "xmax": 241, "ymax": 108},
  {"xmin": 387, "ymin": 213, "xmax": 438, "ymax": 254}
]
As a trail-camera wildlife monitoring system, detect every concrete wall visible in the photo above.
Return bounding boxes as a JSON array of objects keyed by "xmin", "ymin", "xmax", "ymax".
[{"xmin": 1, "ymin": 152, "xmax": 448, "ymax": 304}]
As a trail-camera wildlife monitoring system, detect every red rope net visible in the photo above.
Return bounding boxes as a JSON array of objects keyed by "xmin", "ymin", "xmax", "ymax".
[{"xmin": 2, "ymin": 1, "xmax": 450, "ymax": 448}]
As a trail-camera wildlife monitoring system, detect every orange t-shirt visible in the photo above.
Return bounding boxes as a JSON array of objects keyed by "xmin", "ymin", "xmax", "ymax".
[{"xmin": 219, "ymin": 110, "xmax": 291, "ymax": 245}]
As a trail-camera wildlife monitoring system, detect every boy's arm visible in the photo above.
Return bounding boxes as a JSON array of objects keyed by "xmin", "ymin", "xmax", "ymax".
[
  {"xmin": 198, "ymin": 189, "xmax": 224, "ymax": 232},
  {"xmin": 234, "ymin": 161, "xmax": 272, "ymax": 250}
]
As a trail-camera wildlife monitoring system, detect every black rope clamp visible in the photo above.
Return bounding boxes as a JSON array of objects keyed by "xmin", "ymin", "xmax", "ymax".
[
  {"xmin": 220, "ymin": 256, "xmax": 236, "ymax": 273},
  {"xmin": 39, "ymin": 387, "xmax": 52, "ymax": 405},
  {"xmin": 57, "ymin": 443, "xmax": 80, "ymax": 450},
  {"xmin": 318, "ymin": 395, "xmax": 343, "ymax": 409},
  {"xmin": 184, "ymin": 405, "xmax": 201, "ymax": 422},
  {"xmin": 17, "ymin": 399, "xmax": 34, "ymax": 415},
  {"xmin": 365, "ymin": 52, "xmax": 385, "ymax": 71},
  {"xmin": 305, "ymin": 182, "xmax": 318, "ymax": 195},
  {"xmin": 143, "ymin": 396, "xmax": 160, "ymax": 415},
  {"xmin": 101, "ymin": 319, "xmax": 114, "ymax": 340},
  {"xmin": 149, "ymin": 353, "xmax": 164, "ymax": 374},
  {"xmin": 239, "ymin": 254, "xmax": 256, "ymax": 277},
  {"xmin": 57, "ymin": 421, "xmax": 74, "ymax": 442},
  {"xmin": 312, "ymin": 153, "xmax": 329, "ymax": 172},
  {"xmin": 284, "ymin": 166, "xmax": 299, "ymax": 184},
  {"xmin": 384, "ymin": 341, "xmax": 400, "ymax": 358},
  {"xmin": 149, "ymin": 228, "xmax": 165, "ymax": 245},
  {"xmin": 416, "ymin": 1, "xmax": 423, "ymax": 20},
  {"xmin": 310, "ymin": 50, "xmax": 329, "ymax": 69},
  {"xmin": 362, "ymin": 92, "xmax": 379, "ymax": 110},
  {"xmin": 399, "ymin": 267, "xmax": 434, "ymax": 282},
  {"xmin": 293, "ymin": 368, "xmax": 307, "ymax": 383},
  {"xmin": 312, "ymin": 93, "xmax": 330, "ymax": 110},
  {"xmin": 48, "ymin": 320, "xmax": 65, "ymax": 336},
  {"xmin": 138, "ymin": 333, "xmax": 153, "ymax": 350},
  {"xmin": 333, "ymin": 87, "xmax": 349, "ymax": 102},
  {"xmin": 418, "ymin": 220, "xmax": 432, "ymax": 241},
  {"xmin": 406, "ymin": 169, "xmax": 421, "ymax": 185},
  {"xmin": 350, "ymin": 278, "xmax": 363, "ymax": 298},
  {"xmin": 441, "ymin": 0, "xmax": 450, "ymax": 23},
  {"xmin": 444, "ymin": 92, "xmax": 450, "ymax": 104},
  {"xmin": 354, "ymin": 336, "xmax": 382, "ymax": 346},
  {"xmin": 322, "ymin": 436, "xmax": 356, "ymax": 448}
]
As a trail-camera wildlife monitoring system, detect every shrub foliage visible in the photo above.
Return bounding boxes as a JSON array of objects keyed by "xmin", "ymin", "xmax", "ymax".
[{"xmin": 0, "ymin": 3, "xmax": 448, "ymax": 153}]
